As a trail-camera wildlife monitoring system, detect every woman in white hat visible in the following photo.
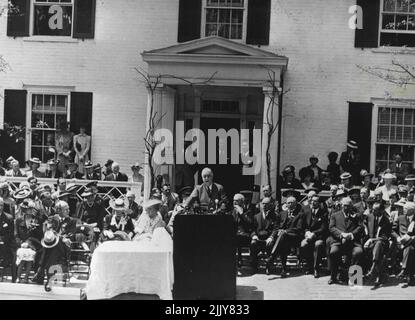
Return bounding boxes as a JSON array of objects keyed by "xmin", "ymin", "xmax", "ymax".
[
  {"xmin": 133, "ymin": 199, "xmax": 166, "ymax": 242},
  {"xmin": 375, "ymin": 173, "xmax": 398, "ymax": 203},
  {"xmin": 26, "ymin": 157, "xmax": 45, "ymax": 178},
  {"xmin": 102, "ymin": 198, "xmax": 135, "ymax": 241},
  {"xmin": 128, "ymin": 162, "xmax": 144, "ymax": 197}
]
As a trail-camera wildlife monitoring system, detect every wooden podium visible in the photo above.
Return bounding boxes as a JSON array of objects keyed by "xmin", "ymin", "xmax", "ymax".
[{"xmin": 173, "ymin": 215, "xmax": 237, "ymax": 300}]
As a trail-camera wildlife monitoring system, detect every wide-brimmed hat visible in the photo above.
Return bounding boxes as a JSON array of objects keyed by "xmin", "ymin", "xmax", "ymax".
[
  {"xmin": 348, "ymin": 186, "xmax": 362, "ymax": 195},
  {"xmin": 340, "ymin": 172, "xmax": 352, "ymax": 180},
  {"xmin": 398, "ymin": 185, "xmax": 409, "ymax": 193},
  {"xmin": 85, "ymin": 181, "xmax": 98, "ymax": 188},
  {"xmin": 28, "ymin": 157, "xmax": 41, "ymax": 165},
  {"xmin": 382, "ymin": 173, "xmax": 396, "ymax": 180},
  {"xmin": 360, "ymin": 170, "xmax": 374, "ymax": 178},
  {"xmin": 13, "ymin": 188, "xmax": 32, "ymax": 200},
  {"xmin": 131, "ymin": 162, "xmax": 143, "ymax": 170},
  {"xmin": 66, "ymin": 183, "xmax": 78, "ymax": 193},
  {"xmin": 347, "ymin": 140, "xmax": 358, "ymax": 149},
  {"xmin": 143, "ymin": 199, "xmax": 162, "ymax": 210},
  {"xmin": 81, "ymin": 188, "xmax": 94, "ymax": 198},
  {"xmin": 84, "ymin": 161, "xmax": 94, "ymax": 169},
  {"xmin": 110, "ymin": 198, "xmax": 128, "ymax": 211},
  {"xmin": 6, "ymin": 156, "xmax": 16, "ymax": 163},
  {"xmin": 405, "ymin": 174, "xmax": 415, "ymax": 181},
  {"xmin": 178, "ymin": 186, "xmax": 193, "ymax": 197},
  {"xmin": 41, "ymin": 230, "xmax": 59, "ymax": 249}
]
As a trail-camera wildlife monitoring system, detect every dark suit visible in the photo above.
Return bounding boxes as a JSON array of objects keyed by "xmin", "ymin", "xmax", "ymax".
[
  {"xmin": 266, "ymin": 204, "xmax": 306, "ymax": 270},
  {"xmin": 250, "ymin": 211, "xmax": 276, "ymax": 269},
  {"xmin": 232, "ymin": 206, "xmax": 254, "ymax": 264},
  {"xmin": 339, "ymin": 151, "xmax": 361, "ymax": 184},
  {"xmin": 389, "ymin": 162, "xmax": 410, "ymax": 184},
  {"xmin": 364, "ymin": 212, "xmax": 391, "ymax": 275},
  {"xmin": 104, "ymin": 172, "xmax": 129, "ymax": 196},
  {"xmin": 327, "ymin": 210, "xmax": 364, "ymax": 280},
  {"xmin": 392, "ymin": 215, "xmax": 415, "ymax": 275},
  {"xmin": 45, "ymin": 169, "xmax": 62, "ymax": 179},
  {"xmin": 300, "ymin": 208, "xmax": 328, "ymax": 271},
  {"xmin": 184, "ymin": 183, "xmax": 228, "ymax": 213}
]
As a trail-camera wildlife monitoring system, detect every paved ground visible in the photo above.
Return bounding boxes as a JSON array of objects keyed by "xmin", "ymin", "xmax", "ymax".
[{"xmin": 1, "ymin": 267, "xmax": 415, "ymax": 300}]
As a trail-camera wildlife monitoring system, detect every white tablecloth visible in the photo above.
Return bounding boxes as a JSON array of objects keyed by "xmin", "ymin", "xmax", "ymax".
[{"xmin": 86, "ymin": 231, "xmax": 174, "ymax": 300}]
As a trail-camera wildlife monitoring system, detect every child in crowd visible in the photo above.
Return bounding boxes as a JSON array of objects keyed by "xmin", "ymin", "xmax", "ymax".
[{"xmin": 16, "ymin": 241, "xmax": 36, "ymax": 283}]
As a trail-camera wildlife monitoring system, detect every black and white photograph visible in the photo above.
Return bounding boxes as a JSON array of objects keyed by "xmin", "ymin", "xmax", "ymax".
[{"xmin": 0, "ymin": 0, "xmax": 414, "ymax": 306}]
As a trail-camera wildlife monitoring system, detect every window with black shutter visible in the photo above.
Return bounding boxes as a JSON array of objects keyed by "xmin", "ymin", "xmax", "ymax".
[
  {"xmin": 7, "ymin": 0, "xmax": 96, "ymax": 39},
  {"xmin": 246, "ymin": 0, "xmax": 270, "ymax": 45},
  {"xmin": 178, "ymin": 0, "xmax": 202, "ymax": 42},
  {"xmin": 355, "ymin": 0, "xmax": 381, "ymax": 48},
  {"xmin": 70, "ymin": 92, "xmax": 93, "ymax": 160},
  {"xmin": 1, "ymin": 90, "xmax": 27, "ymax": 164},
  {"xmin": 7, "ymin": 0, "xmax": 30, "ymax": 37}
]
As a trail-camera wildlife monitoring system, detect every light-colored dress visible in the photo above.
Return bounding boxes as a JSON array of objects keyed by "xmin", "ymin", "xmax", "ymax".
[
  {"xmin": 73, "ymin": 133, "xmax": 91, "ymax": 174},
  {"xmin": 133, "ymin": 212, "xmax": 165, "ymax": 242},
  {"xmin": 56, "ymin": 131, "xmax": 74, "ymax": 173},
  {"xmin": 128, "ymin": 174, "xmax": 144, "ymax": 200}
]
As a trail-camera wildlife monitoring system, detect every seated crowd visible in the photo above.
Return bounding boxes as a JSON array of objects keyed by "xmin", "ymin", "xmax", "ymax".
[{"xmin": 1, "ymin": 139, "xmax": 415, "ymax": 289}]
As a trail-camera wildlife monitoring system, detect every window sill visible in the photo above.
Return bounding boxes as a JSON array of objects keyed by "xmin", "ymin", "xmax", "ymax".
[
  {"xmin": 371, "ymin": 46, "xmax": 415, "ymax": 55},
  {"xmin": 23, "ymin": 36, "xmax": 79, "ymax": 43}
]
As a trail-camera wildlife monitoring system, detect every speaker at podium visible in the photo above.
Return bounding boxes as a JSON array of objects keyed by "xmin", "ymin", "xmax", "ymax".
[{"xmin": 173, "ymin": 214, "xmax": 237, "ymax": 300}]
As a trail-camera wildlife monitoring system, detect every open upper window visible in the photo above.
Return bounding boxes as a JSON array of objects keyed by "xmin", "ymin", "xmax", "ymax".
[{"xmin": 7, "ymin": 0, "xmax": 96, "ymax": 39}]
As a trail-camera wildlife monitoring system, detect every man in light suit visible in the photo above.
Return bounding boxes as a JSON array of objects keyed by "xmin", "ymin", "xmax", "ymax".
[
  {"xmin": 6, "ymin": 160, "xmax": 26, "ymax": 177},
  {"xmin": 184, "ymin": 167, "xmax": 228, "ymax": 214}
]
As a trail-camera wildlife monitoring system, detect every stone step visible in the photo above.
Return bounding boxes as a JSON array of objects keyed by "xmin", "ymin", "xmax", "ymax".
[{"xmin": 0, "ymin": 282, "xmax": 81, "ymax": 300}]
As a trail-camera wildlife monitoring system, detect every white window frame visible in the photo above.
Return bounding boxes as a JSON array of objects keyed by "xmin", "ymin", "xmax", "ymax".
[
  {"xmin": 24, "ymin": 85, "xmax": 74, "ymax": 163},
  {"xmin": 29, "ymin": 0, "xmax": 74, "ymax": 39},
  {"xmin": 370, "ymin": 98, "xmax": 415, "ymax": 173},
  {"xmin": 201, "ymin": 0, "xmax": 248, "ymax": 42},
  {"xmin": 379, "ymin": 0, "xmax": 415, "ymax": 46}
]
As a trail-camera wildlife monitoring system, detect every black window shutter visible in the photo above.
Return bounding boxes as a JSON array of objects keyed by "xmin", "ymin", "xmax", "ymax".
[
  {"xmin": 178, "ymin": 0, "xmax": 202, "ymax": 43},
  {"xmin": 355, "ymin": 0, "xmax": 380, "ymax": 48},
  {"xmin": 73, "ymin": 0, "xmax": 96, "ymax": 39},
  {"xmin": 348, "ymin": 102, "xmax": 373, "ymax": 171},
  {"xmin": 246, "ymin": 0, "xmax": 271, "ymax": 46},
  {"xmin": 7, "ymin": 0, "xmax": 30, "ymax": 37},
  {"xmin": 70, "ymin": 92, "xmax": 93, "ymax": 136},
  {"xmin": 1, "ymin": 90, "xmax": 27, "ymax": 164}
]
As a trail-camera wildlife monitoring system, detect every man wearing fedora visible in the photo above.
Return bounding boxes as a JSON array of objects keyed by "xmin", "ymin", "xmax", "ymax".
[
  {"xmin": 327, "ymin": 197, "xmax": 364, "ymax": 285},
  {"xmin": 32, "ymin": 230, "xmax": 70, "ymax": 285},
  {"xmin": 279, "ymin": 165, "xmax": 302, "ymax": 190},
  {"xmin": 26, "ymin": 158, "xmax": 45, "ymax": 178},
  {"xmin": 77, "ymin": 188, "xmax": 106, "ymax": 231},
  {"xmin": 340, "ymin": 140, "xmax": 362, "ymax": 185},
  {"xmin": 340, "ymin": 172, "xmax": 354, "ymax": 192},
  {"xmin": 392, "ymin": 202, "xmax": 415, "ymax": 286},
  {"xmin": 83, "ymin": 161, "xmax": 101, "ymax": 180},
  {"xmin": 389, "ymin": 153, "xmax": 410, "ymax": 185}
]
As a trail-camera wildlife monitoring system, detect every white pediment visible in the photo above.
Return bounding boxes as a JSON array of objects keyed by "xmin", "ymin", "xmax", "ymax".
[{"xmin": 143, "ymin": 36, "xmax": 284, "ymax": 58}]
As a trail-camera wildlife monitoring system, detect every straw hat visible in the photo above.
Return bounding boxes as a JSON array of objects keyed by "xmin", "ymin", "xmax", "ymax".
[
  {"xmin": 41, "ymin": 230, "xmax": 59, "ymax": 249},
  {"xmin": 347, "ymin": 140, "xmax": 358, "ymax": 149},
  {"xmin": 13, "ymin": 188, "xmax": 32, "ymax": 200},
  {"xmin": 143, "ymin": 199, "xmax": 162, "ymax": 210},
  {"xmin": 109, "ymin": 198, "xmax": 128, "ymax": 211}
]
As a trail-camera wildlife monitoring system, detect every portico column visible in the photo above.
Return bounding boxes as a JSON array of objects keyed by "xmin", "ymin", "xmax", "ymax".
[{"xmin": 261, "ymin": 86, "xmax": 281, "ymax": 195}]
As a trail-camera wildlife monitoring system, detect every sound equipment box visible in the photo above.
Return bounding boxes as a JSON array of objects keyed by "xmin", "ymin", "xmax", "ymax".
[{"xmin": 173, "ymin": 214, "xmax": 237, "ymax": 300}]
